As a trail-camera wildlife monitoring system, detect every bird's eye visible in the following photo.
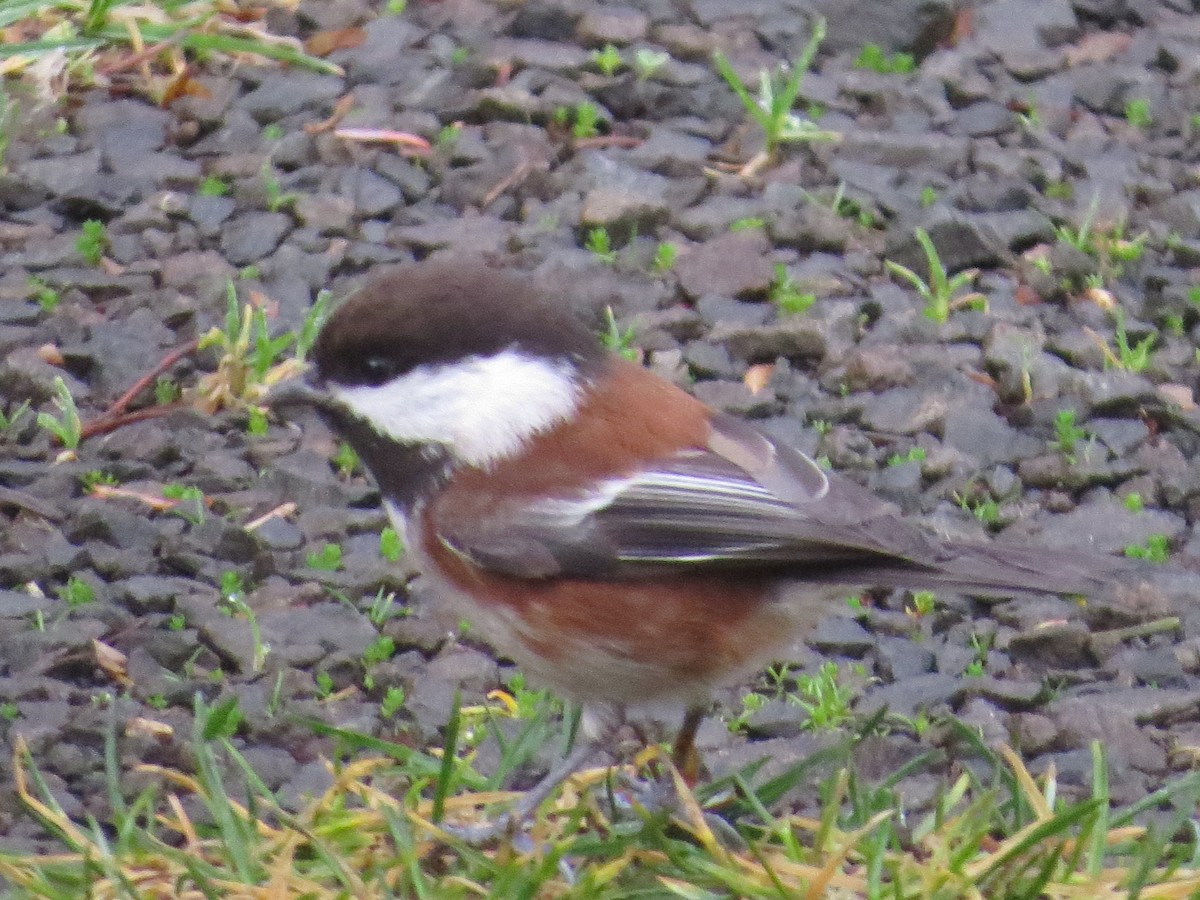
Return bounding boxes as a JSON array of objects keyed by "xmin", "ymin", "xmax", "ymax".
[{"xmin": 360, "ymin": 356, "xmax": 395, "ymax": 384}]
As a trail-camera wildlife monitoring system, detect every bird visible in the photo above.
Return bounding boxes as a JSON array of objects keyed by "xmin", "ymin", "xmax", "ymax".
[{"xmin": 266, "ymin": 257, "xmax": 1149, "ymax": 839}]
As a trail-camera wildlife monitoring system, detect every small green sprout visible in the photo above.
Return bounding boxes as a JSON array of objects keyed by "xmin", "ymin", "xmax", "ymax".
[
  {"xmin": 1051, "ymin": 409, "xmax": 1089, "ymax": 460},
  {"xmin": 449, "ymin": 45, "xmax": 469, "ymax": 65},
  {"xmin": 380, "ymin": 686, "xmax": 406, "ymax": 718},
  {"xmin": 592, "ymin": 44, "xmax": 623, "ymax": 76},
  {"xmin": 1055, "ymin": 197, "xmax": 1099, "ymax": 254},
  {"xmin": 80, "ymin": 470, "xmax": 118, "ymax": 493},
  {"xmin": 246, "ymin": 407, "xmax": 268, "ymax": 435},
  {"xmin": 435, "ymin": 123, "xmax": 461, "ymax": 148},
  {"xmin": 633, "ymin": 48, "xmax": 669, "ymax": 80},
  {"xmin": 75, "ymin": 219, "xmax": 108, "ymax": 265},
  {"xmin": 154, "ymin": 376, "xmax": 180, "ymax": 405},
  {"xmin": 727, "ymin": 690, "xmax": 768, "ymax": 733},
  {"xmin": 652, "ymin": 241, "xmax": 677, "ymax": 272},
  {"xmin": 1124, "ymin": 98, "xmax": 1152, "ymax": 129},
  {"xmin": 908, "ymin": 590, "xmax": 936, "ymax": 617},
  {"xmin": 57, "ymin": 576, "xmax": 95, "ymax": 609},
  {"xmin": 367, "ymin": 589, "xmax": 400, "ymax": 626},
  {"xmin": 306, "ymin": 542, "xmax": 343, "ymax": 572},
  {"xmin": 260, "ymin": 161, "xmax": 297, "ymax": 212},
  {"xmin": 332, "ymin": 441, "xmax": 360, "ymax": 478},
  {"xmin": 1044, "ymin": 180, "xmax": 1074, "ymax": 201},
  {"xmin": 712, "ymin": 17, "xmax": 837, "ymax": 156},
  {"xmin": 28, "ymin": 276, "xmax": 60, "ymax": 312},
  {"xmin": 854, "ymin": 43, "xmax": 915, "ymax": 74},
  {"xmin": 885, "ymin": 227, "xmax": 987, "ymax": 323},
  {"xmin": 790, "ymin": 661, "xmax": 854, "ymax": 731},
  {"xmin": 601, "ymin": 306, "xmax": 638, "ymax": 362},
  {"xmin": 729, "ymin": 216, "xmax": 765, "ymax": 232},
  {"xmin": 887, "ymin": 446, "xmax": 927, "ymax": 467},
  {"xmin": 0, "ymin": 399, "xmax": 31, "ymax": 432},
  {"xmin": 379, "ymin": 526, "xmax": 403, "ymax": 562},
  {"xmin": 1123, "ymin": 493, "xmax": 1144, "ymax": 513},
  {"xmin": 363, "ymin": 635, "xmax": 396, "ymax": 667},
  {"xmin": 1094, "ymin": 309, "xmax": 1155, "ymax": 373},
  {"xmin": 198, "ymin": 176, "xmax": 230, "ymax": 197},
  {"xmin": 1125, "ymin": 534, "xmax": 1169, "ymax": 563},
  {"xmin": 0, "ymin": 702, "xmax": 18, "ymax": 721},
  {"xmin": 571, "ymin": 101, "xmax": 601, "ymax": 139},
  {"xmin": 769, "ymin": 263, "xmax": 815, "ymax": 315},
  {"xmin": 163, "ymin": 484, "xmax": 206, "ymax": 525},
  {"xmin": 37, "ymin": 377, "xmax": 83, "ymax": 449},
  {"xmin": 919, "ymin": 186, "xmax": 938, "ymax": 207},
  {"xmin": 315, "ymin": 671, "xmax": 335, "ymax": 697},
  {"xmin": 167, "ymin": 613, "xmax": 186, "ymax": 631},
  {"xmin": 955, "ymin": 491, "xmax": 1001, "ymax": 526},
  {"xmin": 585, "ymin": 227, "xmax": 616, "ymax": 263}
]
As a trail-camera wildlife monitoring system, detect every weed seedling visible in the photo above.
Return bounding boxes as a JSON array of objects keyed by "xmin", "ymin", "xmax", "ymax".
[
  {"xmin": 332, "ymin": 441, "xmax": 360, "ymax": 478},
  {"xmin": 57, "ymin": 576, "xmax": 94, "ymax": 609},
  {"xmin": 571, "ymin": 101, "xmax": 601, "ymax": 139},
  {"xmin": 1090, "ymin": 308, "xmax": 1155, "ymax": 373},
  {"xmin": 380, "ymin": 686, "xmax": 406, "ymax": 718},
  {"xmin": 1125, "ymin": 534, "xmax": 1169, "ymax": 563},
  {"xmin": 1051, "ymin": 409, "xmax": 1089, "ymax": 461},
  {"xmin": 80, "ymin": 470, "xmax": 118, "ymax": 493},
  {"xmin": 379, "ymin": 526, "xmax": 403, "ymax": 562},
  {"xmin": 363, "ymin": 635, "xmax": 396, "ymax": 667},
  {"xmin": 919, "ymin": 186, "xmax": 938, "ymax": 208},
  {"xmin": 1123, "ymin": 492, "xmax": 1144, "ymax": 513},
  {"xmin": 219, "ymin": 571, "xmax": 269, "ymax": 672},
  {"xmin": 315, "ymin": 670, "xmax": 335, "ymax": 698},
  {"xmin": 790, "ymin": 661, "xmax": 854, "ymax": 731},
  {"xmin": 769, "ymin": 263, "xmax": 816, "ymax": 315},
  {"xmin": 712, "ymin": 17, "xmax": 836, "ymax": 158},
  {"xmin": 154, "ymin": 376, "xmax": 180, "ymax": 405},
  {"xmin": 887, "ymin": 447, "xmax": 926, "ymax": 467},
  {"xmin": 592, "ymin": 44, "xmax": 622, "ymax": 76},
  {"xmin": 0, "ymin": 399, "xmax": 31, "ymax": 432},
  {"xmin": 367, "ymin": 589, "xmax": 400, "ymax": 626},
  {"xmin": 198, "ymin": 176, "xmax": 230, "ymax": 197},
  {"xmin": 854, "ymin": 43, "xmax": 915, "ymax": 74},
  {"xmin": 260, "ymin": 161, "xmax": 297, "ymax": 212},
  {"xmin": 1055, "ymin": 196, "xmax": 1099, "ymax": 254},
  {"xmin": 37, "ymin": 377, "xmax": 82, "ymax": 450},
  {"xmin": 634, "ymin": 48, "xmax": 669, "ymax": 80},
  {"xmin": 908, "ymin": 590, "xmax": 936, "ymax": 618},
  {"xmin": 652, "ymin": 241, "xmax": 677, "ymax": 272},
  {"xmin": 885, "ymin": 227, "xmax": 986, "ymax": 323},
  {"xmin": 601, "ymin": 306, "xmax": 639, "ymax": 362},
  {"xmin": 730, "ymin": 216, "xmax": 766, "ymax": 232},
  {"xmin": 1124, "ymin": 98, "xmax": 1152, "ymax": 129},
  {"xmin": 306, "ymin": 542, "xmax": 343, "ymax": 572},
  {"xmin": 585, "ymin": 227, "xmax": 616, "ymax": 263},
  {"xmin": 28, "ymin": 276, "xmax": 60, "ymax": 312},
  {"xmin": 163, "ymin": 484, "xmax": 206, "ymax": 525},
  {"xmin": 75, "ymin": 219, "xmax": 108, "ymax": 265}
]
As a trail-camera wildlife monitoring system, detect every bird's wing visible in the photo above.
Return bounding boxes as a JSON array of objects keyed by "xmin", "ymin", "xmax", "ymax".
[{"xmin": 430, "ymin": 413, "xmax": 943, "ymax": 580}]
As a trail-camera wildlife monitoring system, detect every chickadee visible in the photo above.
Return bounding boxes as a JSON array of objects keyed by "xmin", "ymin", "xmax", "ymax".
[{"xmin": 268, "ymin": 258, "xmax": 1143, "ymax": 837}]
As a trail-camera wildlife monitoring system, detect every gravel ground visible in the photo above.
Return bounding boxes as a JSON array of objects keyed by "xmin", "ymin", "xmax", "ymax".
[{"xmin": 3, "ymin": 0, "xmax": 1200, "ymax": 856}]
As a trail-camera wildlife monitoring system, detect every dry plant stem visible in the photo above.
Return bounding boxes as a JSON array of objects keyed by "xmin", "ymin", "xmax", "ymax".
[
  {"xmin": 79, "ymin": 337, "xmax": 200, "ymax": 440},
  {"xmin": 79, "ymin": 402, "xmax": 189, "ymax": 440}
]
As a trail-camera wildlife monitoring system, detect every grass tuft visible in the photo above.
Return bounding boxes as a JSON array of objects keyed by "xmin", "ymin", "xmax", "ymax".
[{"xmin": 5, "ymin": 696, "xmax": 1200, "ymax": 897}]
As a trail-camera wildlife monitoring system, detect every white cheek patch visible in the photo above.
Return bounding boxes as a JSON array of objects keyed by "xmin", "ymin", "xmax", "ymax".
[{"xmin": 331, "ymin": 350, "xmax": 582, "ymax": 469}]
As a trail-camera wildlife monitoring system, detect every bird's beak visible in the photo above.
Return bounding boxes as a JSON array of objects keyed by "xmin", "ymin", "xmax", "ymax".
[{"xmin": 262, "ymin": 375, "xmax": 332, "ymax": 413}]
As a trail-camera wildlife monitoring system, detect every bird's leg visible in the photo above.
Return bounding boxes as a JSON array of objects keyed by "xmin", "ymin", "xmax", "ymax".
[
  {"xmin": 437, "ymin": 703, "xmax": 623, "ymax": 844},
  {"xmin": 671, "ymin": 705, "xmax": 707, "ymax": 787}
]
